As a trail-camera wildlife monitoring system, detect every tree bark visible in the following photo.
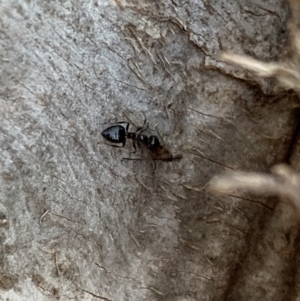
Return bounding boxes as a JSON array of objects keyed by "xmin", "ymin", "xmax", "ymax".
[{"xmin": 0, "ymin": 0, "xmax": 298, "ymax": 300}]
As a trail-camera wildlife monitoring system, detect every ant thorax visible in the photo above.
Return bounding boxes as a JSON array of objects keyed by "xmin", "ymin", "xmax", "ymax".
[{"xmin": 125, "ymin": 123, "xmax": 138, "ymax": 140}]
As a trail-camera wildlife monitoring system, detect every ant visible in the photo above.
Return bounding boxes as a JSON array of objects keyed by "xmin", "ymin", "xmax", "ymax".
[{"xmin": 101, "ymin": 121, "xmax": 182, "ymax": 161}]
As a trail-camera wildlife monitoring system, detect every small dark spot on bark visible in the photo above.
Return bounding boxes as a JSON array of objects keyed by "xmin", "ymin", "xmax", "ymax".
[
  {"xmin": 16, "ymin": 5, "xmax": 25, "ymax": 17},
  {"xmin": 285, "ymin": 231, "xmax": 292, "ymax": 244},
  {"xmin": 31, "ymin": 273, "xmax": 44, "ymax": 286},
  {"xmin": 96, "ymin": 188, "xmax": 101, "ymax": 195},
  {"xmin": 0, "ymin": 212, "xmax": 7, "ymax": 226},
  {"xmin": 0, "ymin": 273, "xmax": 18, "ymax": 290},
  {"xmin": 279, "ymin": 28, "xmax": 286, "ymax": 35},
  {"xmin": 1, "ymin": 172, "xmax": 14, "ymax": 182},
  {"xmin": 51, "ymin": 287, "xmax": 59, "ymax": 296},
  {"xmin": 4, "ymin": 244, "xmax": 16, "ymax": 254}
]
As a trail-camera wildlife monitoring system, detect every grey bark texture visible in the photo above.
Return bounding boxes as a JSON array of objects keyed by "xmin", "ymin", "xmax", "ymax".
[{"xmin": 0, "ymin": 0, "xmax": 299, "ymax": 300}]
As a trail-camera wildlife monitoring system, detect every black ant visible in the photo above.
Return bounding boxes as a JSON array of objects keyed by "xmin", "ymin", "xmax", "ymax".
[{"xmin": 101, "ymin": 121, "xmax": 182, "ymax": 161}]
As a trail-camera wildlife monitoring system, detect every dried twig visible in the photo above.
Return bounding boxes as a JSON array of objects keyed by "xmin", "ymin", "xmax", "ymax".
[
  {"xmin": 221, "ymin": 0, "xmax": 300, "ymax": 94},
  {"xmin": 209, "ymin": 164, "xmax": 300, "ymax": 216}
]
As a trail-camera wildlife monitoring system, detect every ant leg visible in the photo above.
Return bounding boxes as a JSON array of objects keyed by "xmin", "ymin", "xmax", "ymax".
[
  {"xmin": 121, "ymin": 157, "xmax": 144, "ymax": 161},
  {"xmin": 123, "ymin": 112, "xmax": 140, "ymax": 128},
  {"xmin": 135, "ymin": 127, "xmax": 148, "ymax": 137},
  {"xmin": 152, "ymin": 160, "xmax": 156, "ymax": 172},
  {"xmin": 141, "ymin": 111, "xmax": 148, "ymax": 128},
  {"xmin": 106, "ymin": 144, "xmax": 125, "ymax": 148},
  {"xmin": 121, "ymin": 111, "xmax": 148, "ymax": 130},
  {"xmin": 154, "ymin": 124, "xmax": 165, "ymax": 142},
  {"xmin": 133, "ymin": 112, "xmax": 148, "ymax": 135},
  {"xmin": 131, "ymin": 140, "xmax": 137, "ymax": 153}
]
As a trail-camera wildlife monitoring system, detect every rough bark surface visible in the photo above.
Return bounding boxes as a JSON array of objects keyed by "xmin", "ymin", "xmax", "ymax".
[{"xmin": 0, "ymin": 0, "xmax": 298, "ymax": 300}]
